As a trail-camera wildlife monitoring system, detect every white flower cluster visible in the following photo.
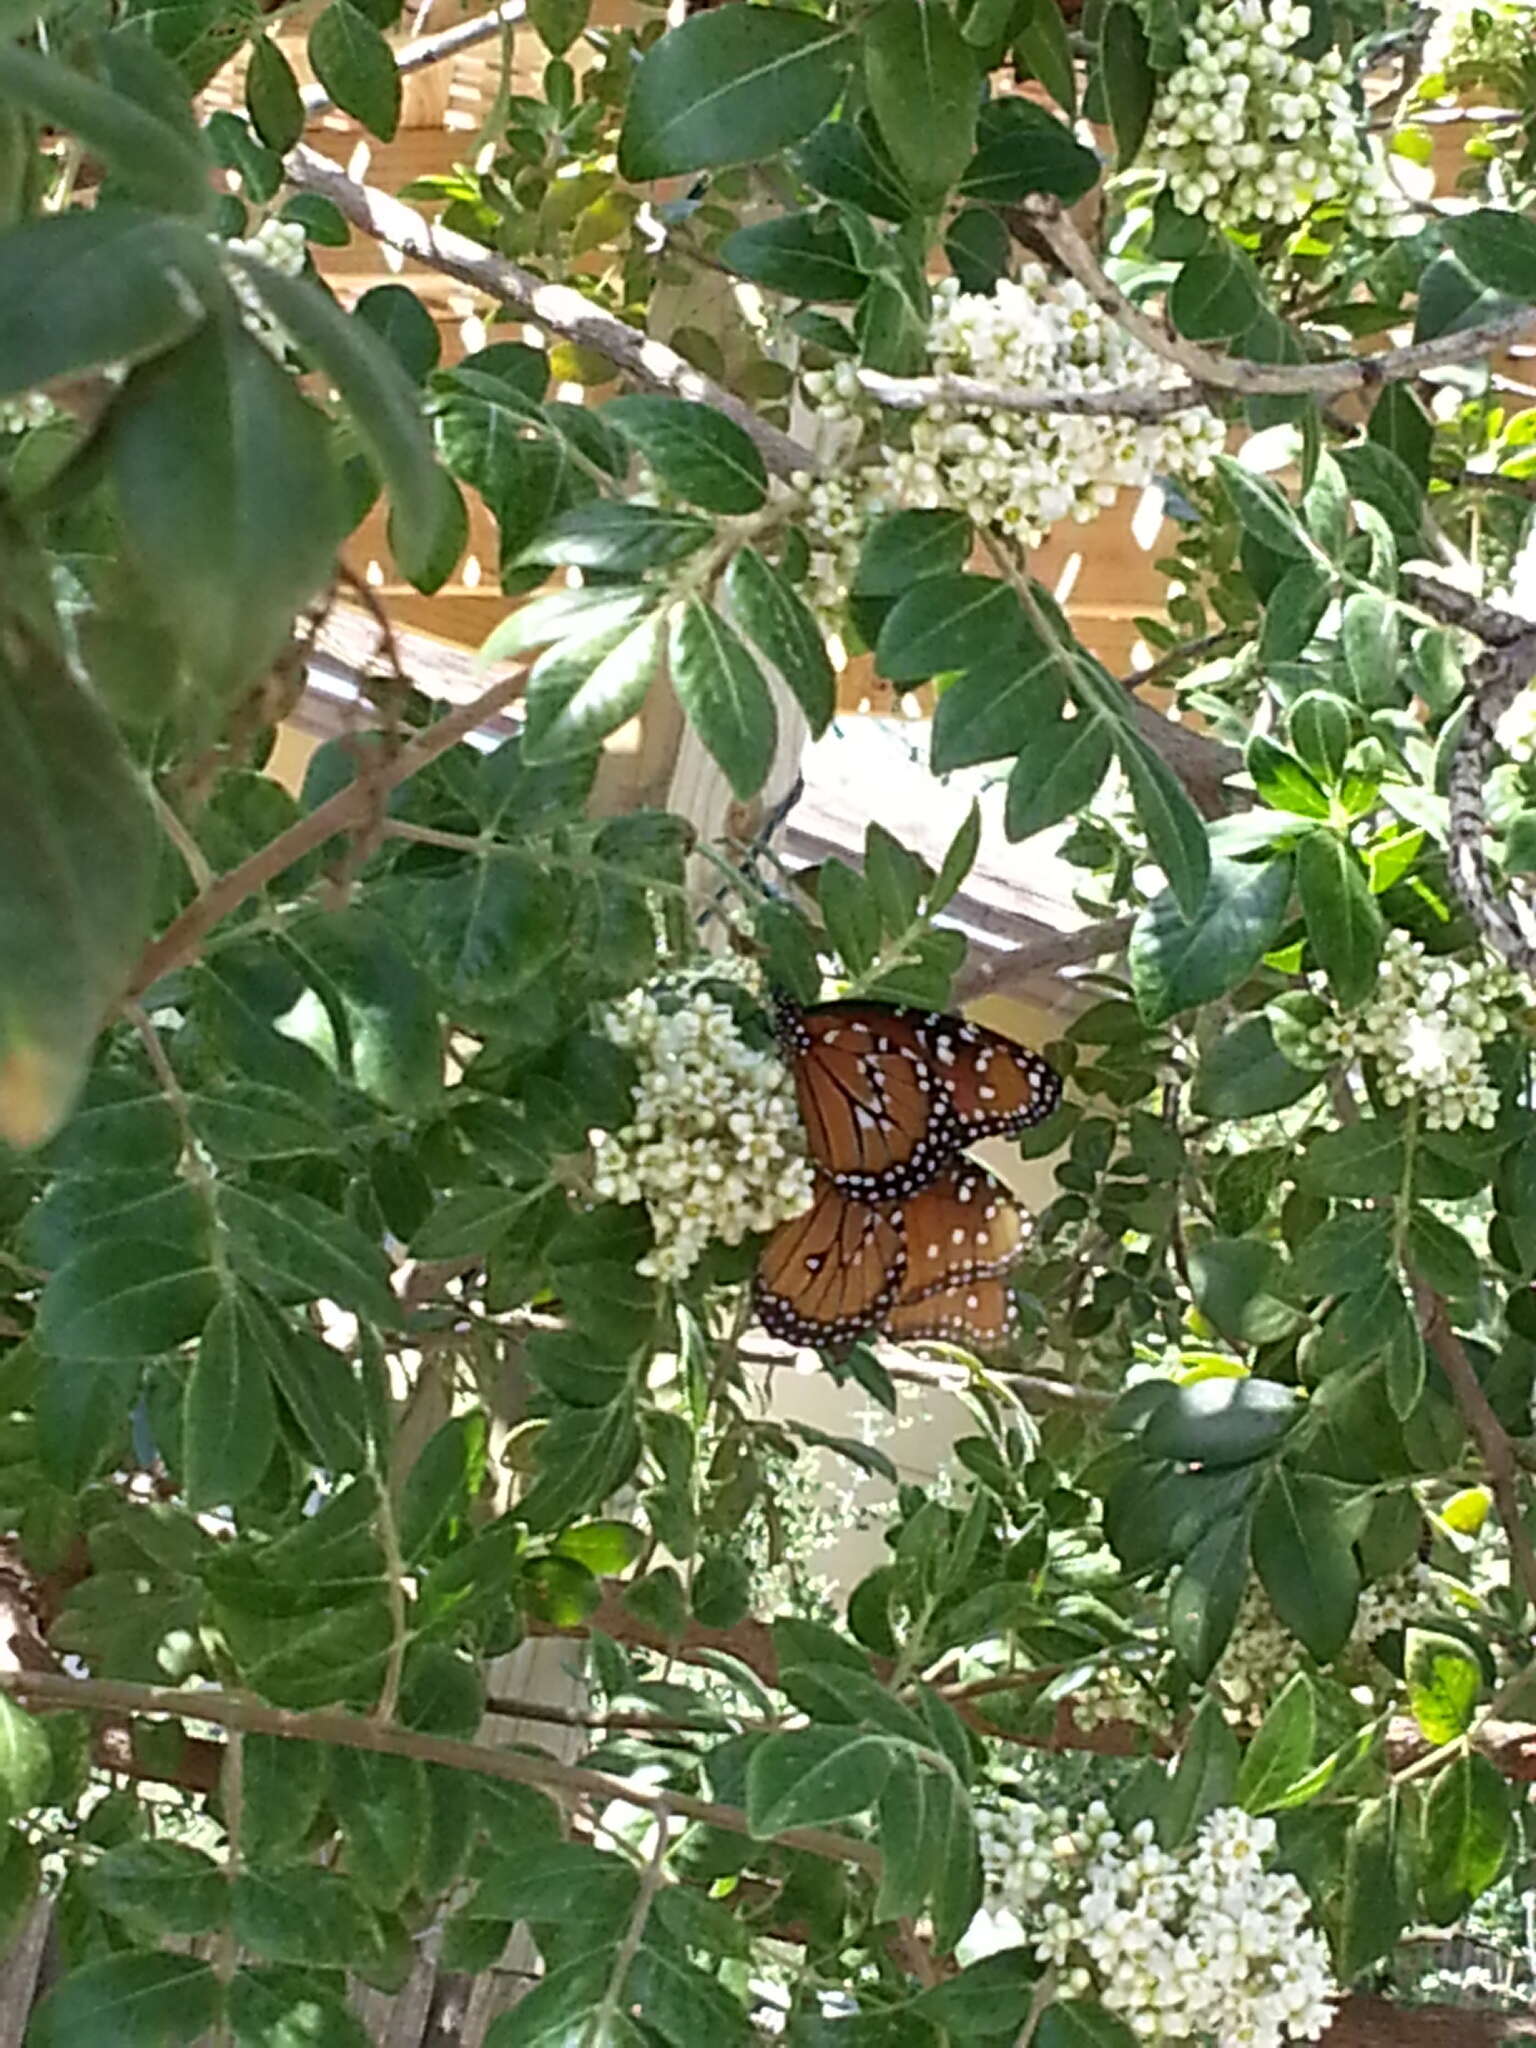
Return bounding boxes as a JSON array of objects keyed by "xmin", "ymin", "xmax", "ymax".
[
  {"xmin": 591, "ymin": 981, "xmax": 814, "ymax": 1283},
  {"xmin": 1420, "ymin": 0, "xmax": 1536, "ymax": 85},
  {"xmin": 1144, "ymin": 0, "xmax": 1396, "ymax": 233},
  {"xmin": 797, "ymin": 468, "xmax": 893, "ymax": 627},
  {"xmin": 0, "ymin": 391, "xmax": 60, "ymax": 434},
  {"xmin": 977, "ymin": 1799, "xmax": 1337, "ymax": 2047},
  {"xmin": 223, "ymin": 217, "xmax": 307, "ymax": 359},
  {"xmin": 1218, "ymin": 1564, "xmax": 1450, "ymax": 1723},
  {"xmin": 796, "ymin": 271, "xmax": 1222, "ymax": 605},
  {"xmin": 1312, "ymin": 930, "xmax": 1523, "ymax": 1131}
]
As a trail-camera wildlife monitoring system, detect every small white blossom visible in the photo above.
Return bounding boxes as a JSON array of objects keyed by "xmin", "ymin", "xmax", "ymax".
[
  {"xmin": 794, "ymin": 269, "xmax": 1223, "ymax": 622},
  {"xmin": 222, "ymin": 217, "xmax": 308, "ymax": 359},
  {"xmin": 591, "ymin": 968, "xmax": 813, "ymax": 1285},
  {"xmin": 1311, "ymin": 930, "xmax": 1523, "ymax": 1132},
  {"xmin": 977, "ymin": 1796, "xmax": 1336, "ymax": 2047},
  {"xmin": 1143, "ymin": 1, "xmax": 1396, "ymax": 238}
]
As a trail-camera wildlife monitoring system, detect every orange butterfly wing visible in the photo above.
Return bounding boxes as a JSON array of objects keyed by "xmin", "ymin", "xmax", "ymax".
[
  {"xmin": 913, "ymin": 1013, "xmax": 1063, "ymax": 1144},
  {"xmin": 884, "ymin": 1276, "xmax": 1018, "ymax": 1349},
  {"xmin": 776, "ymin": 1000, "xmax": 960, "ymax": 1200},
  {"xmin": 897, "ymin": 1161, "xmax": 1026, "ymax": 1300},
  {"xmin": 754, "ymin": 1172, "xmax": 904, "ymax": 1350}
]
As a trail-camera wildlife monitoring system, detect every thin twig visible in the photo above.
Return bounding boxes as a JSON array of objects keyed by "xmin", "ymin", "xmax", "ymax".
[
  {"xmin": 1415, "ymin": 1283, "xmax": 1536, "ymax": 1617},
  {"xmin": 0, "ymin": 1670, "xmax": 881, "ymax": 1873},
  {"xmin": 1018, "ymin": 194, "xmax": 1535, "ymax": 401},
  {"xmin": 282, "ymin": 144, "xmax": 815, "ymax": 481},
  {"xmin": 151, "ymin": 788, "xmax": 214, "ymax": 895},
  {"xmin": 215, "ymin": 1728, "xmax": 244, "ymax": 2034},
  {"xmin": 587, "ymin": 1804, "xmax": 671, "ymax": 2046},
  {"xmin": 1016, "ymin": 1968, "xmax": 1058, "ymax": 2047},
  {"xmin": 953, "ymin": 914, "xmax": 1134, "ymax": 1004},
  {"xmin": 126, "ymin": 662, "xmax": 530, "ymax": 997}
]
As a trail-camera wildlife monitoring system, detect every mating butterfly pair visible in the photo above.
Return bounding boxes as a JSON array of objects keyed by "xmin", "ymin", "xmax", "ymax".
[{"xmin": 754, "ymin": 997, "xmax": 1062, "ymax": 1353}]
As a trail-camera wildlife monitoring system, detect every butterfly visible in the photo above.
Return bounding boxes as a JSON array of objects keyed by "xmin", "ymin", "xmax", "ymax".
[
  {"xmin": 772, "ymin": 995, "xmax": 1062, "ymax": 1203},
  {"xmin": 755, "ymin": 1159, "xmax": 1027, "ymax": 1353}
]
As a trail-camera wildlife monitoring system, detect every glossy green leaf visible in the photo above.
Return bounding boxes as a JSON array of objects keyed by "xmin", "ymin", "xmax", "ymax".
[
  {"xmin": 855, "ymin": 509, "xmax": 972, "ymax": 596},
  {"xmin": 605, "ymin": 395, "xmax": 767, "ymax": 513},
  {"xmin": 518, "ymin": 502, "xmax": 712, "ymax": 574},
  {"xmin": 1247, "ymin": 736, "xmax": 1329, "ymax": 820},
  {"xmin": 863, "ymin": 0, "xmax": 978, "ymax": 203},
  {"xmin": 1214, "ymin": 456, "xmax": 1313, "ymax": 558},
  {"xmin": 0, "ymin": 628, "xmax": 159, "ymax": 1151},
  {"xmin": 230, "ymin": 1968, "xmax": 372, "ymax": 2048},
  {"xmin": 718, "ymin": 211, "xmax": 864, "ymax": 300},
  {"xmin": 1338, "ymin": 1793, "xmax": 1411, "ymax": 1980},
  {"xmin": 618, "ymin": 7, "xmax": 852, "ymax": 179},
  {"xmin": 724, "ymin": 546, "xmax": 835, "ymax": 735},
  {"xmin": 1296, "ymin": 831, "xmax": 1383, "ymax": 1009},
  {"xmin": 1289, "ymin": 691, "xmax": 1352, "ymax": 785},
  {"xmin": 1192, "ymin": 1015, "xmax": 1323, "ymax": 1118},
  {"xmin": 876, "ymin": 572, "xmax": 1022, "ymax": 684},
  {"xmin": 1443, "ymin": 208, "xmax": 1536, "ymax": 302},
  {"xmin": 1162, "ymin": 1695, "xmax": 1240, "ymax": 1849},
  {"xmin": 958, "ymin": 95, "xmax": 1098, "ymax": 203},
  {"xmin": 669, "ymin": 597, "xmax": 777, "ymax": 800},
  {"xmin": 0, "ymin": 1694, "xmax": 51, "ymax": 1825},
  {"xmin": 1421, "ymin": 1752, "xmax": 1512, "ymax": 1924},
  {"xmin": 523, "ymin": 608, "xmax": 664, "ymax": 763},
  {"xmin": 307, "ymin": 0, "xmax": 399, "ymax": 138},
  {"xmin": 88, "ymin": 1840, "xmax": 227, "ymax": 1937},
  {"xmin": 30, "ymin": 1954, "xmax": 219, "ymax": 2048},
  {"xmin": 1405, "ymin": 1627, "xmax": 1482, "ymax": 1744},
  {"xmin": 1005, "ymin": 709, "xmax": 1115, "ymax": 839},
  {"xmin": 1259, "ymin": 559, "xmax": 1332, "ymax": 663},
  {"xmin": 38, "ymin": 1238, "xmax": 219, "ymax": 1361},
  {"xmin": 1145, "ymin": 1374, "xmax": 1300, "ymax": 1465},
  {"xmin": 747, "ymin": 1727, "xmax": 894, "ymax": 1835},
  {"xmin": 1168, "ymin": 1513, "xmax": 1249, "ymax": 1680},
  {"xmin": 1341, "ymin": 590, "xmax": 1399, "ymax": 707},
  {"xmin": 245, "ymin": 34, "xmax": 303, "ymax": 152},
  {"xmin": 1129, "ymin": 857, "xmax": 1292, "ymax": 1024},
  {"xmin": 1253, "ymin": 1468, "xmax": 1360, "ymax": 1661},
  {"xmin": 1013, "ymin": 0, "xmax": 1074, "ymax": 115},
  {"xmin": 221, "ymin": 1185, "xmax": 396, "ymax": 1325},
  {"xmin": 184, "ymin": 1288, "xmax": 280, "ymax": 1509},
  {"xmin": 0, "ymin": 209, "xmax": 208, "ymax": 402},
  {"xmin": 1099, "ymin": 2, "xmax": 1153, "ymax": 164},
  {"xmin": 1236, "ymin": 1673, "xmax": 1315, "ymax": 1813}
]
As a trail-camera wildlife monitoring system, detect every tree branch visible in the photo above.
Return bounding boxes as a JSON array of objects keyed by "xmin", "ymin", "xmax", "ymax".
[
  {"xmin": 300, "ymin": 0, "xmax": 526, "ymax": 115},
  {"xmin": 126, "ymin": 660, "xmax": 530, "ymax": 996},
  {"xmin": 1414, "ymin": 1284, "xmax": 1536, "ymax": 1616},
  {"xmin": 0, "ymin": 1669, "xmax": 880, "ymax": 1874},
  {"xmin": 953, "ymin": 914, "xmax": 1133, "ymax": 1003},
  {"xmin": 1014, "ymin": 195, "xmax": 1536, "ymax": 403},
  {"xmin": 282, "ymin": 145, "xmax": 817, "ymax": 481}
]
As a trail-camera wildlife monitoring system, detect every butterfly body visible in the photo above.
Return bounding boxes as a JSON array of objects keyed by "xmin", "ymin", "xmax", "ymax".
[{"xmin": 756, "ymin": 995, "xmax": 1060, "ymax": 1354}]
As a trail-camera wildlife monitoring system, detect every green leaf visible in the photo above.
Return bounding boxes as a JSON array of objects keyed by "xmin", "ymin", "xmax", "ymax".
[
  {"xmin": 1443, "ymin": 208, "xmax": 1536, "ymax": 302},
  {"xmin": 1292, "ymin": 1210, "xmax": 1393, "ymax": 1296},
  {"xmin": 280, "ymin": 193, "xmax": 351, "ymax": 246},
  {"xmin": 1214, "ymin": 455, "xmax": 1313, "ymax": 558},
  {"xmin": 719, "ymin": 212, "xmax": 865, "ymax": 300},
  {"xmin": 236, "ymin": 262, "xmax": 444, "ymax": 590},
  {"xmin": 519, "ymin": 1399, "xmax": 642, "ymax": 1532},
  {"xmin": 1253, "ymin": 1468, "xmax": 1360, "ymax": 1661},
  {"xmin": 1341, "ymin": 590, "xmax": 1399, "ymax": 707},
  {"xmin": 618, "ymin": 7, "xmax": 851, "ymax": 180},
  {"xmin": 1036, "ymin": 2006, "xmax": 1138, "ymax": 2048},
  {"xmin": 38, "ymin": 1238, "xmax": 218, "ymax": 1361},
  {"xmin": 330, "ymin": 1750, "xmax": 427, "ymax": 1910},
  {"xmin": 106, "ymin": 318, "xmax": 343, "ymax": 699},
  {"xmin": 355, "ymin": 282, "xmax": 441, "ymax": 381},
  {"xmin": 221, "ymin": 1185, "xmax": 396, "ymax": 1325},
  {"xmin": 604, "ymin": 395, "xmax": 767, "ymax": 513},
  {"xmin": 307, "ymin": 0, "xmax": 399, "ymax": 138},
  {"xmin": 283, "ymin": 907, "xmax": 443, "ymax": 1117},
  {"xmin": 0, "ymin": 44, "xmax": 212, "ymax": 216},
  {"xmin": 88, "ymin": 1840, "xmax": 227, "ymax": 1937},
  {"xmin": 1003, "ymin": 707, "xmax": 1114, "ymax": 839},
  {"xmin": 1338, "ymin": 1793, "xmax": 1411, "ymax": 1980},
  {"xmin": 863, "ymin": 0, "xmax": 978, "ymax": 203},
  {"xmin": 1162, "ymin": 1695, "xmax": 1240, "ymax": 1849},
  {"xmin": 1168, "ymin": 245, "xmax": 1261, "ymax": 342},
  {"xmin": 1168, "ymin": 1513, "xmax": 1249, "ymax": 1681},
  {"xmin": 523, "ymin": 608, "xmax": 664, "ymax": 763},
  {"xmin": 245, "ymin": 34, "xmax": 303, "ymax": 152},
  {"xmin": 1296, "ymin": 831, "xmax": 1383, "ymax": 1008},
  {"xmin": 0, "ymin": 1694, "xmax": 51, "ymax": 1825},
  {"xmin": 0, "ymin": 627, "xmax": 158, "ymax": 1151},
  {"xmin": 747, "ymin": 1727, "xmax": 894, "ymax": 1835},
  {"xmin": 242, "ymin": 1734, "xmax": 328, "ymax": 1862},
  {"xmin": 1013, "ymin": 0, "xmax": 1075, "ymax": 116},
  {"xmin": 929, "ymin": 627, "xmax": 1072, "ymax": 772},
  {"xmin": 1368, "ymin": 383, "xmax": 1432, "ymax": 489},
  {"xmin": 877, "ymin": 573, "xmax": 1021, "ymax": 684},
  {"xmin": 724, "ymin": 546, "xmax": 835, "ymax": 736},
  {"xmin": 1247, "ymin": 735, "xmax": 1330, "ymax": 819},
  {"xmin": 232, "ymin": 1867, "xmax": 386, "ymax": 1972},
  {"xmin": 1298, "ymin": 1121, "xmax": 1405, "ymax": 1197},
  {"xmin": 931, "ymin": 800, "xmax": 981, "ymax": 911},
  {"xmin": 1289, "ymin": 692, "xmax": 1352, "ymax": 784},
  {"xmin": 1236, "ymin": 1673, "xmax": 1315, "ymax": 1813},
  {"xmin": 1421, "ymin": 1752, "xmax": 1512, "ymax": 1924},
  {"xmin": 230, "ymin": 1968, "xmax": 371, "ymax": 2048},
  {"xmin": 0, "ymin": 1829, "xmax": 36, "ymax": 1962},
  {"xmin": 1405, "ymin": 1627, "xmax": 1482, "ymax": 1744},
  {"xmin": 1129, "ymin": 856, "xmax": 1292, "ymax": 1025},
  {"xmin": 0, "ymin": 210, "xmax": 207, "ymax": 402},
  {"xmin": 30, "ymin": 1954, "xmax": 220, "ymax": 2048},
  {"xmin": 914, "ymin": 1950, "xmax": 1038, "ymax": 2032},
  {"xmin": 944, "ymin": 204, "xmax": 1010, "ymax": 292},
  {"xmin": 1099, "ymin": 2, "xmax": 1153, "ymax": 165},
  {"xmin": 958, "ymin": 95, "xmax": 1099, "ymax": 203},
  {"xmin": 1193, "ymin": 1015, "xmax": 1323, "ymax": 1118},
  {"xmin": 797, "ymin": 113, "xmax": 914, "ymax": 220},
  {"xmin": 1406, "ymin": 1208, "xmax": 1480, "ymax": 1300},
  {"xmin": 1113, "ymin": 726, "xmax": 1211, "ymax": 919},
  {"xmin": 518, "ymin": 501, "xmax": 712, "ymax": 574},
  {"xmin": 669, "ymin": 598, "xmax": 777, "ymax": 800},
  {"xmin": 1145, "ymin": 1374, "xmax": 1300, "ymax": 1463},
  {"xmin": 855, "ymin": 510, "xmax": 972, "ymax": 596},
  {"xmin": 184, "ymin": 1288, "xmax": 280, "ymax": 1509},
  {"xmin": 1259, "ymin": 559, "xmax": 1333, "ymax": 663}
]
